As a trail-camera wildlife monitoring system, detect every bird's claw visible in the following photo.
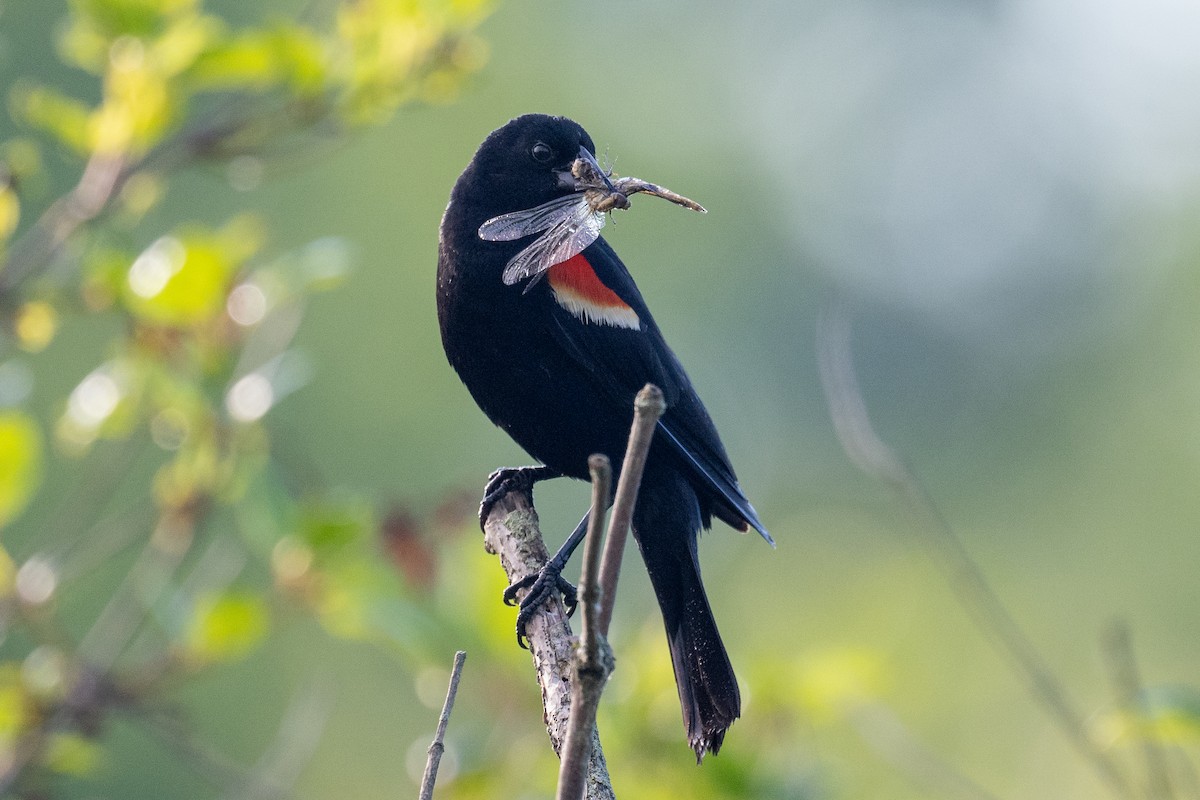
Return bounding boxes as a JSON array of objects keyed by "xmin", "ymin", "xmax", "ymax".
[
  {"xmin": 478, "ymin": 465, "xmax": 555, "ymax": 531},
  {"xmin": 504, "ymin": 565, "xmax": 578, "ymax": 648}
]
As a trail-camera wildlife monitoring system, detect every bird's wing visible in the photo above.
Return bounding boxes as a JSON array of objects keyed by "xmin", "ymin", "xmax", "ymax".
[{"xmin": 537, "ymin": 236, "xmax": 771, "ymax": 543}]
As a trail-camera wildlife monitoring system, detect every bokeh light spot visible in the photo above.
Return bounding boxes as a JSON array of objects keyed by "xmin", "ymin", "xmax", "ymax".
[
  {"xmin": 67, "ymin": 368, "xmax": 121, "ymax": 429},
  {"xmin": 127, "ymin": 236, "xmax": 185, "ymax": 299},
  {"xmin": 226, "ymin": 373, "xmax": 273, "ymax": 422},
  {"xmin": 15, "ymin": 557, "xmax": 57, "ymax": 606},
  {"xmin": 227, "ymin": 282, "xmax": 268, "ymax": 326},
  {"xmin": 149, "ymin": 407, "xmax": 190, "ymax": 451},
  {"xmin": 227, "ymin": 155, "xmax": 264, "ymax": 192}
]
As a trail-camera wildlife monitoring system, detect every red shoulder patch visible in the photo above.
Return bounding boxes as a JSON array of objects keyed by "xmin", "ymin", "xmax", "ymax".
[{"xmin": 546, "ymin": 254, "xmax": 640, "ymax": 329}]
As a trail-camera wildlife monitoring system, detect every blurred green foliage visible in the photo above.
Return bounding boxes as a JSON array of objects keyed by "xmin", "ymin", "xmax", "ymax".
[
  {"xmin": 0, "ymin": 0, "xmax": 492, "ymax": 795},
  {"xmin": 1, "ymin": 0, "xmax": 1198, "ymax": 799}
]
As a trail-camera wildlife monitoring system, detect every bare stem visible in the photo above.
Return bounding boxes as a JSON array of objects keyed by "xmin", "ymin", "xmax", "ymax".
[
  {"xmin": 816, "ymin": 302, "xmax": 1136, "ymax": 800},
  {"xmin": 557, "ymin": 384, "xmax": 664, "ymax": 800},
  {"xmin": 597, "ymin": 384, "xmax": 665, "ymax": 637},
  {"xmin": 0, "ymin": 152, "xmax": 127, "ymax": 296},
  {"xmin": 579, "ymin": 455, "xmax": 613, "ymax": 665},
  {"xmin": 1103, "ymin": 622, "xmax": 1175, "ymax": 800},
  {"xmin": 556, "ymin": 456, "xmax": 613, "ymax": 800},
  {"xmin": 419, "ymin": 650, "xmax": 467, "ymax": 800}
]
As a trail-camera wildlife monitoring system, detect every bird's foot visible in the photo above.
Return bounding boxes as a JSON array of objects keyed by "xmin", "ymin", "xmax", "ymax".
[
  {"xmin": 503, "ymin": 563, "xmax": 578, "ymax": 648},
  {"xmin": 478, "ymin": 465, "xmax": 558, "ymax": 530}
]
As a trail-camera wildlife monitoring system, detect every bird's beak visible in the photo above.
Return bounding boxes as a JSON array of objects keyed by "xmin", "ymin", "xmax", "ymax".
[{"xmin": 555, "ymin": 146, "xmax": 617, "ymax": 193}]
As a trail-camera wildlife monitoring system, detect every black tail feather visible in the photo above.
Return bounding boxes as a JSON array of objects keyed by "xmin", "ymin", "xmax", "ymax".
[{"xmin": 632, "ymin": 467, "xmax": 740, "ymax": 762}]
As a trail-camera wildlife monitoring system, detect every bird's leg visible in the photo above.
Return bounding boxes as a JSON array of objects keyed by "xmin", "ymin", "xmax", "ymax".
[
  {"xmin": 503, "ymin": 510, "xmax": 592, "ymax": 648},
  {"xmin": 478, "ymin": 464, "xmax": 560, "ymax": 530}
]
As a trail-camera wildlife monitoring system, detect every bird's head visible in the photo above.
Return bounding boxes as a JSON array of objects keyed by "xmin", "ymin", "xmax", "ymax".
[{"xmin": 465, "ymin": 113, "xmax": 611, "ymax": 215}]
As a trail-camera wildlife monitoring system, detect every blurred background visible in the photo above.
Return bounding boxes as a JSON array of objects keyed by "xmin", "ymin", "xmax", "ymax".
[{"xmin": 1, "ymin": 0, "xmax": 1199, "ymax": 798}]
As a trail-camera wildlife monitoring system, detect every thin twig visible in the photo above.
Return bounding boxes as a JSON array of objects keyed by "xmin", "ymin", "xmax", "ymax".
[
  {"xmin": 556, "ymin": 455, "xmax": 613, "ymax": 800},
  {"xmin": 419, "ymin": 650, "xmax": 467, "ymax": 800},
  {"xmin": 597, "ymin": 384, "xmax": 665, "ymax": 637},
  {"xmin": 138, "ymin": 709, "xmax": 270, "ymax": 793},
  {"xmin": 558, "ymin": 384, "xmax": 664, "ymax": 800},
  {"xmin": 78, "ymin": 516, "xmax": 195, "ymax": 671},
  {"xmin": 0, "ymin": 152, "xmax": 126, "ymax": 295},
  {"xmin": 0, "ymin": 95, "xmax": 322, "ymax": 298},
  {"xmin": 228, "ymin": 676, "xmax": 334, "ymax": 800},
  {"xmin": 815, "ymin": 301, "xmax": 1136, "ymax": 800},
  {"xmin": 1103, "ymin": 621, "xmax": 1175, "ymax": 800}
]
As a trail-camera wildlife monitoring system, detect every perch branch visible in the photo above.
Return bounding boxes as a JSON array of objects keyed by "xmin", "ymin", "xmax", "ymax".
[
  {"xmin": 482, "ymin": 494, "xmax": 613, "ymax": 800},
  {"xmin": 482, "ymin": 384, "xmax": 665, "ymax": 799}
]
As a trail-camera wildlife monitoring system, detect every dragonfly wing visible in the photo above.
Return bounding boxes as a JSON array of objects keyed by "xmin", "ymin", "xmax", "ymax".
[
  {"xmin": 501, "ymin": 206, "xmax": 606, "ymax": 286},
  {"xmin": 479, "ymin": 195, "xmax": 585, "ymax": 242}
]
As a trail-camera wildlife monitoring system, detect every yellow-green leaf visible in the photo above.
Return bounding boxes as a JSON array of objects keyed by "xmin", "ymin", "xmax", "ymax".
[
  {"xmin": 0, "ymin": 547, "xmax": 14, "ymax": 597},
  {"xmin": 0, "ymin": 186, "xmax": 19, "ymax": 241},
  {"xmin": 149, "ymin": 12, "xmax": 222, "ymax": 77},
  {"xmin": 2, "ymin": 139, "xmax": 43, "ymax": 182},
  {"xmin": 12, "ymin": 84, "xmax": 93, "ymax": 154},
  {"xmin": 90, "ymin": 54, "xmax": 175, "ymax": 155},
  {"xmin": 14, "ymin": 301, "xmax": 58, "ymax": 352},
  {"xmin": 72, "ymin": 0, "xmax": 198, "ymax": 39},
  {"xmin": 0, "ymin": 676, "xmax": 29, "ymax": 744},
  {"xmin": 0, "ymin": 411, "xmax": 43, "ymax": 528},
  {"xmin": 1102, "ymin": 686, "xmax": 1200, "ymax": 744},
  {"xmin": 794, "ymin": 647, "xmax": 885, "ymax": 721},
  {"xmin": 269, "ymin": 24, "xmax": 328, "ymax": 94},
  {"xmin": 189, "ymin": 31, "xmax": 281, "ymax": 90},
  {"xmin": 184, "ymin": 591, "xmax": 269, "ymax": 663},
  {"xmin": 123, "ymin": 233, "xmax": 232, "ymax": 326}
]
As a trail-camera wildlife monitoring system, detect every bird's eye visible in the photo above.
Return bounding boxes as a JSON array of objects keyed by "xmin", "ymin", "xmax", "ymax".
[{"xmin": 530, "ymin": 142, "xmax": 554, "ymax": 163}]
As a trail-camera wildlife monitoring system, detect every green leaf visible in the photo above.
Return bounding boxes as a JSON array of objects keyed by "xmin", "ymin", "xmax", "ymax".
[
  {"xmin": 1, "ymin": 139, "xmax": 43, "ymax": 182},
  {"xmin": 270, "ymin": 24, "xmax": 329, "ymax": 94},
  {"xmin": 184, "ymin": 591, "xmax": 269, "ymax": 663},
  {"xmin": 89, "ymin": 50, "xmax": 177, "ymax": 155},
  {"xmin": 189, "ymin": 30, "xmax": 281, "ymax": 91},
  {"xmin": 0, "ymin": 547, "xmax": 14, "ymax": 597},
  {"xmin": 188, "ymin": 23, "xmax": 328, "ymax": 95},
  {"xmin": 0, "ymin": 411, "xmax": 43, "ymax": 528},
  {"xmin": 1139, "ymin": 685, "xmax": 1200, "ymax": 741},
  {"xmin": 70, "ymin": 0, "xmax": 198, "ymax": 39},
  {"xmin": 149, "ymin": 12, "xmax": 222, "ymax": 77},
  {"xmin": 0, "ymin": 186, "xmax": 19, "ymax": 242},
  {"xmin": 315, "ymin": 558, "xmax": 442, "ymax": 656},
  {"xmin": 794, "ymin": 646, "xmax": 885, "ymax": 721},
  {"xmin": 298, "ymin": 497, "xmax": 373, "ymax": 556},
  {"xmin": 0, "ymin": 665, "xmax": 29, "ymax": 742}
]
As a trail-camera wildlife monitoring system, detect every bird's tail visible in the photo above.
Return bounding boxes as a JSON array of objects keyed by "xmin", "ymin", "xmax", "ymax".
[{"xmin": 632, "ymin": 468, "xmax": 740, "ymax": 762}]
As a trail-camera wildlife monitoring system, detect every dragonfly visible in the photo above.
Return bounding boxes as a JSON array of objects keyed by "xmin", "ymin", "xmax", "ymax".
[{"xmin": 478, "ymin": 147, "xmax": 706, "ymax": 291}]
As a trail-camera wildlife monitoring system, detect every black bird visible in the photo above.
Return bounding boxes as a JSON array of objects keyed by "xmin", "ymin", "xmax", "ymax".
[{"xmin": 437, "ymin": 114, "xmax": 771, "ymax": 760}]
